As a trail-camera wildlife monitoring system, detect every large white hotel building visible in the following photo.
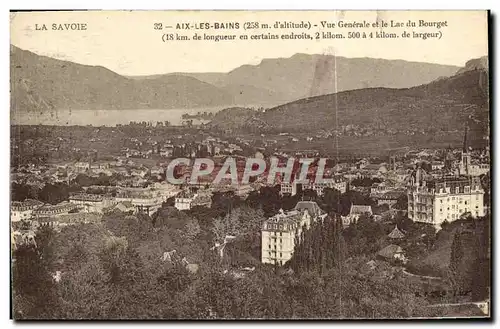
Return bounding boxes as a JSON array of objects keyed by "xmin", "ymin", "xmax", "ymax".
[{"xmin": 407, "ymin": 167, "xmax": 484, "ymax": 226}]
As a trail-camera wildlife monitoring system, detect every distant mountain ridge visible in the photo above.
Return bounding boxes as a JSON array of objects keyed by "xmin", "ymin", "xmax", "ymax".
[
  {"xmin": 10, "ymin": 46, "xmax": 235, "ymax": 112},
  {"xmin": 11, "ymin": 45, "xmax": 470, "ymax": 113},
  {"xmin": 209, "ymin": 58, "xmax": 489, "ymax": 146},
  {"xmin": 146, "ymin": 54, "xmax": 461, "ymax": 106}
]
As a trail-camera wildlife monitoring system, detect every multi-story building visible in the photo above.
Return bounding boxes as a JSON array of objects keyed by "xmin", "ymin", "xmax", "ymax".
[
  {"xmin": 261, "ymin": 201, "xmax": 325, "ymax": 266},
  {"xmin": 407, "ymin": 167, "xmax": 484, "ymax": 226},
  {"xmin": 11, "ymin": 199, "xmax": 44, "ymax": 222},
  {"xmin": 280, "ymin": 176, "xmax": 347, "ymax": 196},
  {"xmin": 431, "ymin": 161, "xmax": 445, "ymax": 171},
  {"xmin": 32, "ymin": 202, "xmax": 79, "ymax": 219},
  {"xmin": 174, "ymin": 191, "xmax": 212, "ymax": 211},
  {"xmin": 341, "ymin": 204, "xmax": 373, "ymax": 227},
  {"xmin": 115, "ymin": 191, "xmax": 164, "ymax": 216},
  {"xmin": 375, "ymin": 191, "xmax": 403, "ymax": 207},
  {"xmin": 69, "ymin": 193, "xmax": 115, "ymax": 213},
  {"xmin": 370, "ymin": 181, "xmax": 395, "ymax": 197},
  {"xmin": 73, "ymin": 161, "xmax": 90, "ymax": 173}
]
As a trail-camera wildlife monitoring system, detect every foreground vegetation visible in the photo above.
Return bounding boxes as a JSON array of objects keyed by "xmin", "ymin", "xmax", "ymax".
[{"xmin": 12, "ymin": 188, "xmax": 489, "ymax": 319}]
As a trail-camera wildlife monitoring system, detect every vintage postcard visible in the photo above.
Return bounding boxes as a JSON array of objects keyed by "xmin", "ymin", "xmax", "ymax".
[{"xmin": 10, "ymin": 10, "xmax": 490, "ymax": 320}]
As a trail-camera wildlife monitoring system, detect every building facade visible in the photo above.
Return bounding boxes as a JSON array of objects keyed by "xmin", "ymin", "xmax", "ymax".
[
  {"xmin": 407, "ymin": 167, "xmax": 484, "ymax": 226},
  {"xmin": 174, "ymin": 192, "xmax": 212, "ymax": 211},
  {"xmin": 69, "ymin": 193, "xmax": 115, "ymax": 213},
  {"xmin": 261, "ymin": 201, "xmax": 325, "ymax": 266},
  {"xmin": 11, "ymin": 199, "xmax": 44, "ymax": 222},
  {"xmin": 32, "ymin": 202, "xmax": 79, "ymax": 219},
  {"xmin": 280, "ymin": 176, "xmax": 347, "ymax": 196}
]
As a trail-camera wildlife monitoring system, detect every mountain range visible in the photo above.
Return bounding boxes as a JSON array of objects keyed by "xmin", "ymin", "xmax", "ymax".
[
  {"xmin": 11, "ymin": 45, "xmax": 462, "ymax": 112},
  {"xmin": 208, "ymin": 57, "xmax": 489, "ymax": 148},
  {"xmin": 170, "ymin": 54, "xmax": 461, "ymax": 105}
]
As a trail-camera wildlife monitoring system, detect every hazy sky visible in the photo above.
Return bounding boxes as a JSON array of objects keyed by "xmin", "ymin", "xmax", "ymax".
[{"xmin": 10, "ymin": 10, "xmax": 488, "ymax": 76}]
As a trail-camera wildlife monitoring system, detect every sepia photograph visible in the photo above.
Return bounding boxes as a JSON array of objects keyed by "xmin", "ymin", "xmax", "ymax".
[{"xmin": 9, "ymin": 10, "xmax": 491, "ymax": 320}]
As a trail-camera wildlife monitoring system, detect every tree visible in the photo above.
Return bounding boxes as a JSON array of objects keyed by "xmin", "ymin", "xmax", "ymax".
[
  {"xmin": 12, "ymin": 226, "xmax": 58, "ymax": 319},
  {"xmin": 449, "ymin": 231, "xmax": 465, "ymax": 296},
  {"xmin": 184, "ymin": 219, "xmax": 201, "ymax": 242},
  {"xmin": 212, "ymin": 206, "xmax": 265, "ymax": 243},
  {"xmin": 246, "ymin": 186, "xmax": 281, "ymax": 217},
  {"xmin": 342, "ymin": 214, "xmax": 385, "ymax": 256},
  {"xmin": 394, "ymin": 194, "xmax": 408, "ymax": 210},
  {"xmin": 320, "ymin": 187, "xmax": 342, "ymax": 213}
]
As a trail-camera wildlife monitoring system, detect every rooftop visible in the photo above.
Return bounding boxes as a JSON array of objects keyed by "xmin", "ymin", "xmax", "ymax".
[
  {"xmin": 388, "ymin": 225, "xmax": 405, "ymax": 239},
  {"xmin": 377, "ymin": 244, "xmax": 403, "ymax": 259},
  {"xmin": 11, "ymin": 199, "xmax": 44, "ymax": 209},
  {"xmin": 69, "ymin": 193, "xmax": 104, "ymax": 202},
  {"xmin": 294, "ymin": 201, "xmax": 325, "ymax": 218},
  {"xmin": 350, "ymin": 204, "xmax": 373, "ymax": 215}
]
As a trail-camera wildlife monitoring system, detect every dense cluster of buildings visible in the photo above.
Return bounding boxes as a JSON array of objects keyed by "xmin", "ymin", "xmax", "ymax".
[
  {"xmin": 122, "ymin": 135, "xmax": 247, "ymax": 160},
  {"xmin": 407, "ymin": 133, "xmax": 487, "ymax": 228},
  {"xmin": 11, "ymin": 124, "xmax": 490, "ymax": 270},
  {"xmin": 258, "ymin": 129, "xmax": 489, "ymax": 267}
]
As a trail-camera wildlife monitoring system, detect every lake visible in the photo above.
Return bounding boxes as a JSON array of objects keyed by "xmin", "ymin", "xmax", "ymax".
[{"xmin": 10, "ymin": 108, "xmax": 225, "ymax": 126}]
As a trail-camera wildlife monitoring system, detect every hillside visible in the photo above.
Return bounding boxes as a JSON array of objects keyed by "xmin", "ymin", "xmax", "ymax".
[
  {"xmin": 209, "ymin": 61, "xmax": 489, "ymax": 145},
  {"xmin": 456, "ymin": 56, "xmax": 488, "ymax": 75},
  {"xmin": 407, "ymin": 217, "xmax": 490, "ymax": 280},
  {"xmin": 10, "ymin": 46, "xmax": 235, "ymax": 112},
  {"xmin": 265, "ymin": 69, "xmax": 487, "ymax": 130}
]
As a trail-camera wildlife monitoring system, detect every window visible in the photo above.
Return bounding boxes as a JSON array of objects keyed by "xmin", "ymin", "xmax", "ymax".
[
  {"xmin": 280, "ymin": 253, "xmax": 282, "ymax": 257},
  {"xmin": 440, "ymin": 209, "xmax": 442, "ymax": 212},
  {"xmin": 465, "ymin": 201, "xmax": 468, "ymax": 205},
  {"xmin": 465, "ymin": 187, "xmax": 470, "ymax": 193},
  {"xmin": 456, "ymin": 187, "xmax": 460, "ymax": 194},
  {"xmin": 280, "ymin": 239, "xmax": 282, "ymax": 243},
  {"xmin": 280, "ymin": 232, "xmax": 282, "ymax": 236},
  {"xmin": 268, "ymin": 245, "xmax": 271, "ymax": 249}
]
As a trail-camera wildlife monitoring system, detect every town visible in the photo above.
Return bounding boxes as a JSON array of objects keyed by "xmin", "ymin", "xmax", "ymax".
[
  {"xmin": 11, "ymin": 121, "xmax": 490, "ymax": 319},
  {"xmin": 9, "ymin": 10, "xmax": 491, "ymax": 319}
]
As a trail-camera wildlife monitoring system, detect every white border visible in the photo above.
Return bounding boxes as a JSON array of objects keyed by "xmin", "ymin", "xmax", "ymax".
[{"xmin": 1, "ymin": 1, "xmax": 497, "ymax": 328}]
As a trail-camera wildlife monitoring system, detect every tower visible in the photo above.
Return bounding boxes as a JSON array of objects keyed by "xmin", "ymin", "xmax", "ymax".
[{"xmin": 460, "ymin": 125, "xmax": 471, "ymax": 176}]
